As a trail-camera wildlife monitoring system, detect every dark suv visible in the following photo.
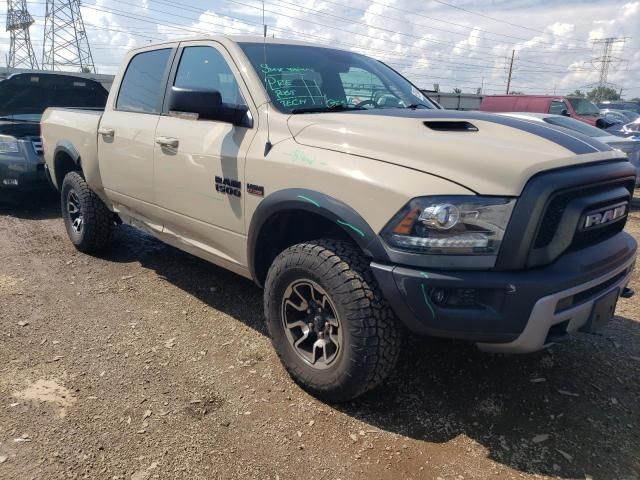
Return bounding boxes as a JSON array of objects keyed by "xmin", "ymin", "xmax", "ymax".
[{"xmin": 0, "ymin": 72, "xmax": 108, "ymax": 194}]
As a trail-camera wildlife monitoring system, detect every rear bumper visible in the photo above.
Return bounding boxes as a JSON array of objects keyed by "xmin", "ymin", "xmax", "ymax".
[{"xmin": 371, "ymin": 232, "xmax": 636, "ymax": 353}]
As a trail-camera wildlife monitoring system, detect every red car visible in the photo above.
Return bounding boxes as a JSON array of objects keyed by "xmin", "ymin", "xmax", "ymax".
[{"xmin": 480, "ymin": 95, "xmax": 601, "ymax": 126}]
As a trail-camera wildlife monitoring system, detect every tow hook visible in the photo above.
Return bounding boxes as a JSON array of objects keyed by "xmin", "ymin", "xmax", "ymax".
[{"xmin": 621, "ymin": 287, "xmax": 635, "ymax": 299}]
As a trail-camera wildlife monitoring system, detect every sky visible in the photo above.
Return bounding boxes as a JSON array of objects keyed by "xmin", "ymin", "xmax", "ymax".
[{"xmin": 1, "ymin": 0, "xmax": 638, "ymax": 98}]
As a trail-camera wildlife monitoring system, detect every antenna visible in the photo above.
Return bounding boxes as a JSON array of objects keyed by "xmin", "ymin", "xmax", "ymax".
[
  {"xmin": 42, "ymin": 0, "xmax": 96, "ymax": 72},
  {"xmin": 262, "ymin": 0, "xmax": 272, "ymax": 156},
  {"xmin": 5, "ymin": 0, "xmax": 39, "ymax": 69}
]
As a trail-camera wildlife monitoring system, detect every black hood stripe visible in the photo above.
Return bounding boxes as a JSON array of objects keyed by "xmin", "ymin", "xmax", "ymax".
[
  {"xmin": 342, "ymin": 109, "xmax": 612, "ymax": 155},
  {"xmin": 464, "ymin": 113, "xmax": 603, "ymax": 155}
]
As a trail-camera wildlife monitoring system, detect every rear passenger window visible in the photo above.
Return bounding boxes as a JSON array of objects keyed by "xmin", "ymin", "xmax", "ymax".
[
  {"xmin": 549, "ymin": 100, "xmax": 567, "ymax": 115},
  {"xmin": 174, "ymin": 46, "xmax": 245, "ymax": 106},
  {"xmin": 117, "ymin": 49, "xmax": 171, "ymax": 113}
]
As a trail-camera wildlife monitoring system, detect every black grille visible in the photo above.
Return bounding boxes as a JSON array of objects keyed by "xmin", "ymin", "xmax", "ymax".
[
  {"xmin": 533, "ymin": 179, "xmax": 634, "ymax": 250},
  {"xmin": 534, "ymin": 192, "xmax": 571, "ymax": 248}
]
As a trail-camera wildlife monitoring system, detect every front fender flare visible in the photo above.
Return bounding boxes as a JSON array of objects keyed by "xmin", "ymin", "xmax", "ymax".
[{"xmin": 247, "ymin": 188, "xmax": 390, "ymax": 282}]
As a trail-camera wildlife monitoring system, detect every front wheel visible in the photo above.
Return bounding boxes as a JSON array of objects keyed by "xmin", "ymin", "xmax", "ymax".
[
  {"xmin": 61, "ymin": 171, "xmax": 115, "ymax": 253},
  {"xmin": 264, "ymin": 240, "xmax": 402, "ymax": 402}
]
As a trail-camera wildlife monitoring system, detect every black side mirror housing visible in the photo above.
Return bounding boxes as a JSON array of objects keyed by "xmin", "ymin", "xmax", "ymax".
[
  {"xmin": 561, "ymin": 109, "xmax": 570, "ymax": 117},
  {"xmin": 168, "ymin": 86, "xmax": 251, "ymax": 127},
  {"xmin": 595, "ymin": 118, "xmax": 610, "ymax": 129}
]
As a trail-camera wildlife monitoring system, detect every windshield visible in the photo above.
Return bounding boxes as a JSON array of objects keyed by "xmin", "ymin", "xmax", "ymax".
[
  {"xmin": 544, "ymin": 115, "xmax": 608, "ymax": 137},
  {"xmin": 239, "ymin": 43, "xmax": 436, "ymax": 113},
  {"xmin": 622, "ymin": 110, "xmax": 640, "ymax": 122},
  {"xmin": 567, "ymin": 97, "xmax": 600, "ymax": 116},
  {"xmin": 603, "ymin": 111, "xmax": 631, "ymax": 124}
]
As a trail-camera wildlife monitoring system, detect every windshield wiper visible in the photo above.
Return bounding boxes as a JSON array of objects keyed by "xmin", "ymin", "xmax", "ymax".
[{"xmin": 291, "ymin": 104, "xmax": 366, "ymax": 114}]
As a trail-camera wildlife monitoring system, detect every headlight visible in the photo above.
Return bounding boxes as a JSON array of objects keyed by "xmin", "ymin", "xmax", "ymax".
[
  {"xmin": 381, "ymin": 196, "xmax": 516, "ymax": 255},
  {"xmin": 0, "ymin": 135, "xmax": 19, "ymax": 153}
]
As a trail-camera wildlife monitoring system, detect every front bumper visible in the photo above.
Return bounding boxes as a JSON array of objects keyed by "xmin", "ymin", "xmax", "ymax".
[
  {"xmin": 371, "ymin": 232, "xmax": 636, "ymax": 353},
  {"xmin": 0, "ymin": 161, "xmax": 48, "ymax": 192}
]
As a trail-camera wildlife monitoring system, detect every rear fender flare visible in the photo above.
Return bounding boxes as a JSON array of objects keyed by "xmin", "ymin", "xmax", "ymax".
[{"xmin": 52, "ymin": 141, "xmax": 82, "ymax": 188}]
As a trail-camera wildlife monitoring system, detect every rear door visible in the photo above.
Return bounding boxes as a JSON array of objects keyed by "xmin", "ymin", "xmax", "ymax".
[
  {"xmin": 98, "ymin": 46, "xmax": 176, "ymax": 218},
  {"xmin": 152, "ymin": 40, "xmax": 258, "ymax": 266}
]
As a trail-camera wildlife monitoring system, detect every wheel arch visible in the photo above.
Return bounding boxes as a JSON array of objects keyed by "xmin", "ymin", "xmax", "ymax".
[
  {"xmin": 248, "ymin": 189, "xmax": 389, "ymax": 287},
  {"xmin": 53, "ymin": 141, "xmax": 82, "ymax": 190}
]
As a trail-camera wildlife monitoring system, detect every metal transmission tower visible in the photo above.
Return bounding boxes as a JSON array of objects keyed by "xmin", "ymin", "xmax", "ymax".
[
  {"xmin": 5, "ymin": 0, "xmax": 39, "ymax": 69},
  {"xmin": 42, "ymin": 0, "xmax": 95, "ymax": 73},
  {"xmin": 590, "ymin": 37, "xmax": 627, "ymax": 101}
]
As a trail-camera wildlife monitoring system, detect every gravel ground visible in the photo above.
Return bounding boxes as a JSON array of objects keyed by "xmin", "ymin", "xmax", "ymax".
[{"xmin": 0, "ymin": 193, "xmax": 639, "ymax": 480}]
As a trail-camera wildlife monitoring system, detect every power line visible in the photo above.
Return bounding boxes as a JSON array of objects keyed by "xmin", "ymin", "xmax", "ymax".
[
  {"xmin": 99, "ymin": 0, "xmax": 594, "ymax": 73},
  {"xmin": 263, "ymin": 0, "xmax": 593, "ymax": 53},
  {"xmin": 0, "ymin": 1, "xmax": 617, "ymax": 94},
  {"xmin": 428, "ymin": 0, "xmax": 590, "ymax": 42},
  {"xmin": 368, "ymin": 0, "xmax": 592, "ymax": 48},
  {"xmin": 14, "ymin": 0, "xmax": 537, "ymax": 80},
  {"xmin": 234, "ymin": 0, "xmax": 591, "ymax": 68},
  {"xmin": 73, "ymin": 1, "xmax": 600, "ymax": 88}
]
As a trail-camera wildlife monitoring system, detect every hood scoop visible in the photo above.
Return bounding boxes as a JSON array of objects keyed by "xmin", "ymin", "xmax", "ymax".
[{"xmin": 423, "ymin": 120, "xmax": 478, "ymax": 132}]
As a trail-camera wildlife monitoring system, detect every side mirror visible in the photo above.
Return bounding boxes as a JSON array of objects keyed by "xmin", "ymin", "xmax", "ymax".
[
  {"xmin": 168, "ymin": 86, "xmax": 251, "ymax": 127},
  {"xmin": 560, "ymin": 109, "xmax": 570, "ymax": 117},
  {"xmin": 595, "ymin": 118, "xmax": 610, "ymax": 129}
]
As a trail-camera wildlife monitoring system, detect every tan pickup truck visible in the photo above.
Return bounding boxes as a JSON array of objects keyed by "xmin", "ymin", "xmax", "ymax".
[{"xmin": 42, "ymin": 36, "xmax": 637, "ymax": 402}]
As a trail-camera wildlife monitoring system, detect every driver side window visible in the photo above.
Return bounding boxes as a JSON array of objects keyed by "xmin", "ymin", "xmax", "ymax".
[
  {"xmin": 548, "ymin": 100, "xmax": 567, "ymax": 115},
  {"xmin": 339, "ymin": 67, "xmax": 402, "ymax": 108},
  {"xmin": 174, "ymin": 46, "xmax": 245, "ymax": 106}
]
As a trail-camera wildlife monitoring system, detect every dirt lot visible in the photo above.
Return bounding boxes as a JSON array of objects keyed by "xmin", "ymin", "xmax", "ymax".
[{"xmin": 0, "ymin": 193, "xmax": 638, "ymax": 480}]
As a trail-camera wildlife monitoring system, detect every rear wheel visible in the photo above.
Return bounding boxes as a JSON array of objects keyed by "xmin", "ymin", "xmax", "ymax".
[
  {"xmin": 61, "ymin": 171, "xmax": 115, "ymax": 253},
  {"xmin": 264, "ymin": 239, "xmax": 402, "ymax": 402}
]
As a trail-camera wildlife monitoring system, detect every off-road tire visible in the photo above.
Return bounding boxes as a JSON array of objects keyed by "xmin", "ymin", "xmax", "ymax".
[
  {"xmin": 264, "ymin": 239, "xmax": 402, "ymax": 402},
  {"xmin": 61, "ymin": 171, "xmax": 114, "ymax": 253}
]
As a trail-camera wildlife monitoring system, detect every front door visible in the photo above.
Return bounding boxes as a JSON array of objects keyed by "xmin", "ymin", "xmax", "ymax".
[
  {"xmin": 98, "ymin": 47, "xmax": 174, "ymax": 218},
  {"xmin": 153, "ymin": 41, "xmax": 257, "ymax": 266}
]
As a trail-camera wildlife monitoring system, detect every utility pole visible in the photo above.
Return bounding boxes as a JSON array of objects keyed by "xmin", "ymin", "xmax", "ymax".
[
  {"xmin": 590, "ymin": 37, "xmax": 627, "ymax": 102},
  {"xmin": 5, "ymin": 0, "xmax": 39, "ymax": 69},
  {"xmin": 42, "ymin": 0, "xmax": 96, "ymax": 73},
  {"xmin": 505, "ymin": 49, "xmax": 515, "ymax": 94}
]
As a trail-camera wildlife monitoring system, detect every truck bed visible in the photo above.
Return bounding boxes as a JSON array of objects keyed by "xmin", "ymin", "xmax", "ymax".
[{"xmin": 41, "ymin": 107, "xmax": 103, "ymax": 190}]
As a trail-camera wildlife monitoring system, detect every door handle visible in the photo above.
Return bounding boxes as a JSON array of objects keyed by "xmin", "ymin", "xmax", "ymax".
[
  {"xmin": 155, "ymin": 136, "xmax": 179, "ymax": 148},
  {"xmin": 98, "ymin": 127, "xmax": 115, "ymax": 137}
]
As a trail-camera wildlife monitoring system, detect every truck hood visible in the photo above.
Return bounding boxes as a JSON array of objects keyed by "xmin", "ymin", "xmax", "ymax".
[{"xmin": 287, "ymin": 109, "xmax": 616, "ymax": 195}]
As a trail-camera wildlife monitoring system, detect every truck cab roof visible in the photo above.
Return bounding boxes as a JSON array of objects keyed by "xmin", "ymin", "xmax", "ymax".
[{"xmin": 128, "ymin": 35, "xmax": 325, "ymax": 53}]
